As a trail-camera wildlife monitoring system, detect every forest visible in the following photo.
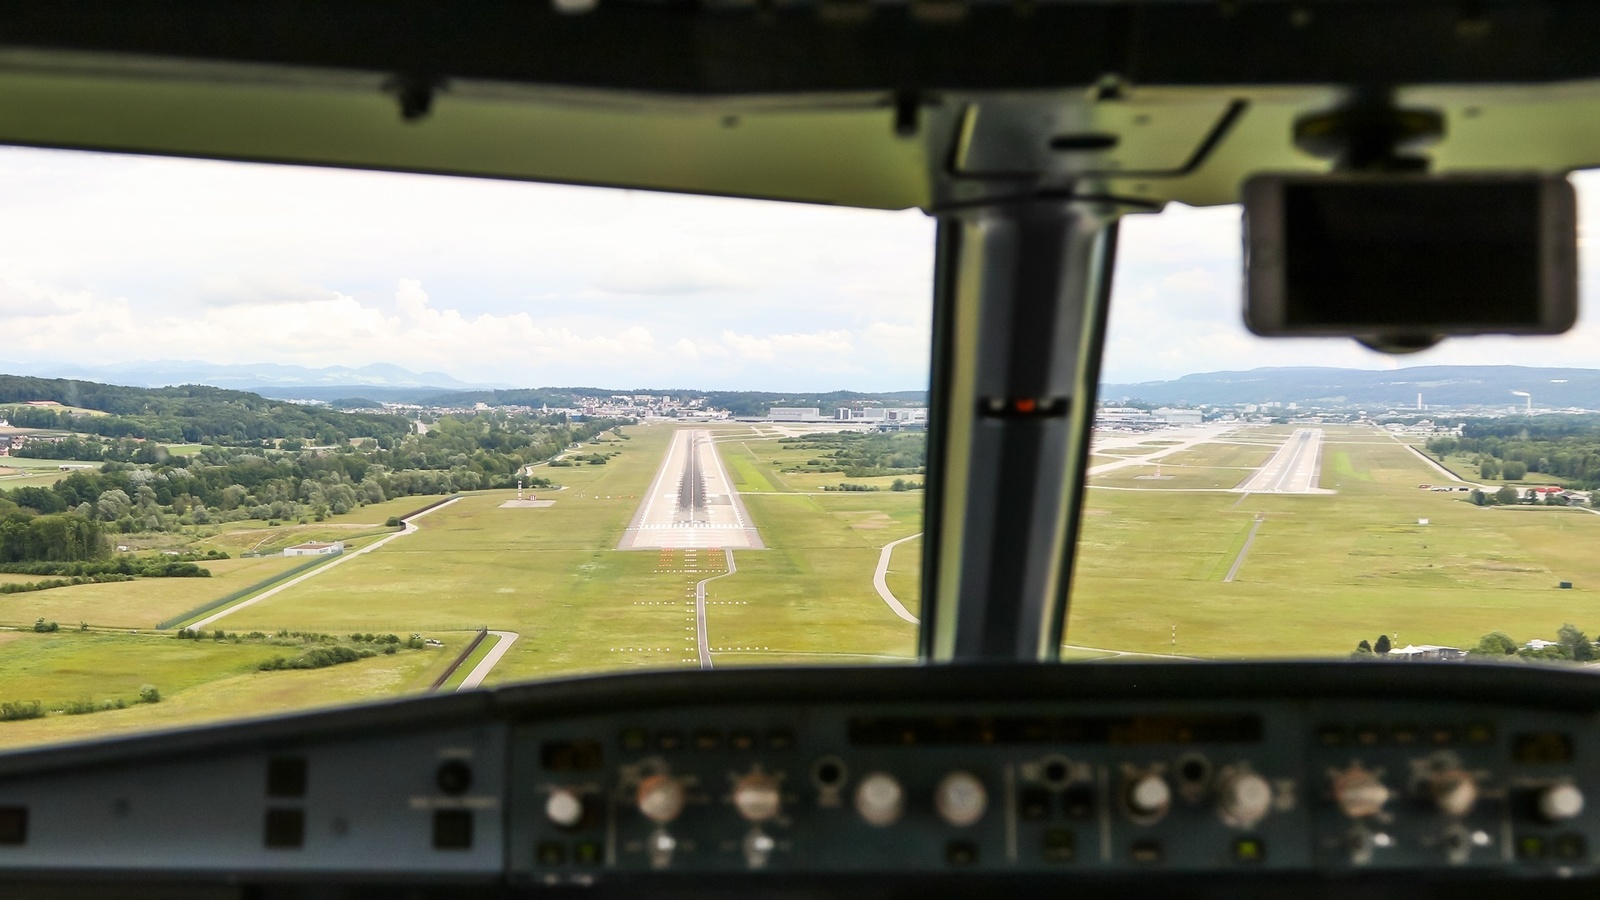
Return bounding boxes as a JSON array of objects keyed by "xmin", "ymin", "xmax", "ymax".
[
  {"xmin": 1, "ymin": 406, "xmax": 620, "ymax": 547},
  {"xmin": 1426, "ymin": 415, "xmax": 1600, "ymax": 487},
  {"xmin": 778, "ymin": 431, "xmax": 926, "ymax": 477}
]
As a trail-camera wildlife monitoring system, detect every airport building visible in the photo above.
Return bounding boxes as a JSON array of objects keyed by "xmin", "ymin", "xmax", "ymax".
[{"xmin": 769, "ymin": 407, "xmax": 823, "ymax": 421}]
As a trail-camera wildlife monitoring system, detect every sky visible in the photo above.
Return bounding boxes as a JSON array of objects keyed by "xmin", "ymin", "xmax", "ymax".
[{"xmin": 1, "ymin": 146, "xmax": 1599, "ymax": 391}]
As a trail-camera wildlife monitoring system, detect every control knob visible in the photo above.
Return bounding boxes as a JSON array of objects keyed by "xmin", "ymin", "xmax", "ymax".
[
  {"xmin": 1331, "ymin": 765, "xmax": 1389, "ymax": 819},
  {"xmin": 1126, "ymin": 772, "xmax": 1172, "ymax": 820},
  {"xmin": 733, "ymin": 771, "xmax": 782, "ymax": 823},
  {"xmin": 637, "ymin": 773, "xmax": 686, "ymax": 824},
  {"xmin": 855, "ymin": 772, "xmax": 905, "ymax": 827},
  {"xmin": 1430, "ymin": 770, "xmax": 1478, "ymax": 818},
  {"xmin": 935, "ymin": 771, "xmax": 988, "ymax": 827},
  {"xmin": 1538, "ymin": 783, "xmax": 1585, "ymax": 823},
  {"xmin": 1215, "ymin": 770, "xmax": 1273, "ymax": 827},
  {"xmin": 545, "ymin": 787, "xmax": 586, "ymax": 829}
]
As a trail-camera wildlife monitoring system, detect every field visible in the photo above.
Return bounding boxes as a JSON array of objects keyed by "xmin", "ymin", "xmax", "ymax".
[
  {"xmin": 17, "ymin": 416, "xmax": 1600, "ymax": 750},
  {"xmin": 1069, "ymin": 425, "xmax": 1600, "ymax": 658},
  {"xmin": 0, "ymin": 423, "xmax": 922, "ymax": 747}
]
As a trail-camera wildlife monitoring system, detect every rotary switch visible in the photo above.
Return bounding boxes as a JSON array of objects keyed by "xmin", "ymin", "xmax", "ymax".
[
  {"xmin": 1215, "ymin": 769, "xmax": 1273, "ymax": 827},
  {"xmin": 1429, "ymin": 770, "xmax": 1478, "ymax": 818},
  {"xmin": 1331, "ymin": 765, "xmax": 1389, "ymax": 819},
  {"xmin": 733, "ymin": 770, "xmax": 782, "ymax": 823},
  {"xmin": 637, "ymin": 773, "xmax": 686, "ymax": 824}
]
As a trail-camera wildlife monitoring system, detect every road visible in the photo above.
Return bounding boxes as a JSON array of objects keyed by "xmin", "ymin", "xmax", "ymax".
[
  {"xmin": 187, "ymin": 497, "xmax": 463, "ymax": 630},
  {"xmin": 618, "ymin": 428, "xmax": 763, "ymax": 550},
  {"xmin": 694, "ymin": 549, "xmax": 737, "ymax": 668},
  {"xmin": 1232, "ymin": 428, "xmax": 1330, "ymax": 494},
  {"xmin": 457, "ymin": 630, "xmax": 519, "ymax": 690},
  {"xmin": 872, "ymin": 533, "xmax": 922, "ymax": 624}
]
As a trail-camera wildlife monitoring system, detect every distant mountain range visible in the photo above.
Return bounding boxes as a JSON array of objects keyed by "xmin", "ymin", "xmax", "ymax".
[
  {"xmin": 0, "ymin": 359, "xmax": 508, "ymax": 397},
  {"xmin": 1102, "ymin": 366, "xmax": 1600, "ymax": 410}
]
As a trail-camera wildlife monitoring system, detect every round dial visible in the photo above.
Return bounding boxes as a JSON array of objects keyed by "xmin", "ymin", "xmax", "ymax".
[
  {"xmin": 854, "ymin": 772, "xmax": 905, "ymax": 827},
  {"xmin": 1126, "ymin": 772, "xmax": 1172, "ymax": 819},
  {"xmin": 1539, "ymin": 783, "xmax": 1585, "ymax": 822},
  {"xmin": 1215, "ymin": 770, "xmax": 1273, "ymax": 827},
  {"xmin": 637, "ymin": 773, "xmax": 686, "ymax": 824},
  {"xmin": 545, "ymin": 787, "xmax": 586, "ymax": 828},
  {"xmin": 935, "ymin": 771, "xmax": 988, "ymax": 827}
]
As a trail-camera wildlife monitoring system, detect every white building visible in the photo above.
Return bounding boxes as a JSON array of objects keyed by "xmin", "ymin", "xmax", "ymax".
[
  {"xmin": 1155, "ymin": 408, "xmax": 1204, "ymax": 425},
  {"xmin": 284, "ymin": 541, "xmax": 344, "ymax": 557},
  {"xmin": 769, "ymin": 407, "xmax": 822, "ymax": 421}
]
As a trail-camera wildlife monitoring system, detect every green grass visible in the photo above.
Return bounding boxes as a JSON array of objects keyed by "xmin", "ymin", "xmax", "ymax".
[
  {"xmin": 0, "ymin": 555, "xmax": 310, "ymax": 629},
  {"xmin": 160, "ymin": 444, "xmax": 204, "ymax": 457},
  {"xmin": 1069, "ymin": 426, "xmax": 1600, "ymax": 658},
  {"xmin": 0, "ymin": 631, "xmax": 450, "ymax": 749}
]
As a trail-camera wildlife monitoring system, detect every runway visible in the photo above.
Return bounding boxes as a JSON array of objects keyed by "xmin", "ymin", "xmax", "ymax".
[
  {"xmin": 618, "ymin": 428, "xmax": 764, "ymax": 550},
  {"xmin": 1232, "ymin": 427, "xmax": 1331, "ymax": 494}
]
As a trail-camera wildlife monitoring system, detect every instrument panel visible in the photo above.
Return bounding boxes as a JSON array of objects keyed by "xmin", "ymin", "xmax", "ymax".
[{"xmin": 0, "ymin": 663, "xmax": 1596, "ymax": 897}]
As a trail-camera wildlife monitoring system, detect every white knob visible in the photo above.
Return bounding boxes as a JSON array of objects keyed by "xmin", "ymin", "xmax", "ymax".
[
  {"xmin": 855, "ymin": 772, "xmax": 905, "ymax": 827},
  {"xmin": 637, "ymin": 774, "xmax": 686, "ymax": 823},
  {"xmin": 1432, "ymin": 771, "xmax": 1478, "ymax": 818},
  {"xmin": 733, "ymin": 772, "xmax": 782, "ymax": 823},
  {"xmin": 1127, "ymin": 773, "xmax": 1172, "ymax": 818},
  {"xmin": 1332, "ymin": 765, "xmax": 1389, "ymax": 819},
  {"xmin": 935, "ymin": 771, "xmax": 988, "ymax": 827},
  {"xmin": 1540, "ymin": 783, "xmax": 1585, "ymax": 822},
  {"xmin": 1216, "ymin": 771, "xmax": 1273, "ymax": 827},
  {"xmin": 545, "ymin": 787, "xmax": 585, "ymax": 828}
]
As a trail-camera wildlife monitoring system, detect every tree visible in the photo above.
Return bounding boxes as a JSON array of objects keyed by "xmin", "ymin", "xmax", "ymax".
[
  {"xmin": 1479, "ymin": 457, "xmax": 1502, "ymax": 480},
  {"xmin": 138, "ymin": 684, "xmax": 160, "ymax": 703},
  {"xmin": 1473, "ymin": 632, "xmax": 1518, "ymax": 656},
  {"xmin": 1495, "ymin": 485, "xmax": 1521, "ymax": 505},
  {"xmin": 1503, "ymin": 461, "xmax": 1529, "ymax": 481},
  {"xmin": 1375, "ymin": 634, "xmax": 1392, "ymax": 655},
  {"xmin": 1558, "ymin": 623, "xmax": 1595, "ymax": 662},
  {"xmin": 1355, "ymin": 639, "xmax": 1373, "ymax": 654},
  {"xmin": 1470, "ymin": 489, "xmax": 1488, "ymax": 506}
]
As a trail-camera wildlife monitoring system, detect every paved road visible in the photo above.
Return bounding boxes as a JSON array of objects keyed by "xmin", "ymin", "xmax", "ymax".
[
  {"xmin": 187, "ymin": 497, "xmax": 463, "ymax": 630},
  {"xmin": 619, "ymin": 428, "xmax": 762, "ymax": 550},
  {"xmin": 457, "ymin": 630, "xmax": 519, "ymax": 690},
  {"xmin": 1232, "ymin": 428, "xmax": 1329, "ymax": 494},
  {"xmin": 1086, "ymin": 425, "xmax": 1236, "ymax": 477},
  {"xmin": 872, "ymin": 533, "xmax": 922, "ymax": 624},
  {"xmin": 694, "ymin": 549, "xmax": 737, "ymax": 669},
  {"xmin": 1223, "ymin": 515, "xmax": 1266, "ymax": 583}
]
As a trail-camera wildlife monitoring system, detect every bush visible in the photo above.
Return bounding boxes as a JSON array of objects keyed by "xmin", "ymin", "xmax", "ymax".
[
  {"xmin": 386, "ymin": 517, "xmax": 402, "ymax": 528},
  {"xmin": 138, "ymin": 684, "xmax": 161, "ymax": 704},
  {"xmin": 0, "ymin": 701, "xmax": 43, "ymax": 721},
  {"xmin": 32, "ymin": 618, "xmax": 58, "ymax": 633}
]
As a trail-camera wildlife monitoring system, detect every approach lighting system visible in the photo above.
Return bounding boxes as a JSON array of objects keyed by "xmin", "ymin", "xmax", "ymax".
[{"xmin": 1242, "ymin": 173, "xmax": 1578, "ymax": 352}]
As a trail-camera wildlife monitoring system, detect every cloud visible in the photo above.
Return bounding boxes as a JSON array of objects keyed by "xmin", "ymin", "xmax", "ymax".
[{"xmin": 592, "ymin": 255, "xmax": 753, "ymax": 295}]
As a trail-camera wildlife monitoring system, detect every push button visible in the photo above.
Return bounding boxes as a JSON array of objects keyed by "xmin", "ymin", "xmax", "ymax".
[
  {"xmin": 945, "ymin": 840, "xmax": 978, "ymax": 867},
  {"xmin": 1019, "ymin": 787, "xmax": 1051, "ymax": 821},
  {"xmin": 1234, "ymin": 836, "xmax": 1265, "ymax": 863},
  {"xmin": 1042, "ymin": 828, "xmax": 1075, "ymax": 862}
]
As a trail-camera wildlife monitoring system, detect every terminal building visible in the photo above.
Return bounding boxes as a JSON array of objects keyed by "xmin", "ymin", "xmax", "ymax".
[{"xmin": 769, "ymin": 407, "xmax": 823, "ymax": 421}]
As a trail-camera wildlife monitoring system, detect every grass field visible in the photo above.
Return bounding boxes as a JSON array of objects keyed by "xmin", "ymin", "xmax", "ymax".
[
  {"xmin": 39, "ymin": 416, "xmax": 1600, "ymax": 749},
  {"xmin": 1068, "ymin": 424, "xmax": 1600, "ymax": 658}
]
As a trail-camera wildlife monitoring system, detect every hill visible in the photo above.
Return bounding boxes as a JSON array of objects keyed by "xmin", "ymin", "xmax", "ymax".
[{"xmin": 1101, "ymin": 366, "xmax": 1600, "ymax": 410}]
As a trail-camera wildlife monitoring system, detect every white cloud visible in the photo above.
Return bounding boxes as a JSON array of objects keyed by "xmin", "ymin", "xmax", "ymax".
[{"xmin": 0, "ymin": 147, "xmax": 936, "ymax": 391}]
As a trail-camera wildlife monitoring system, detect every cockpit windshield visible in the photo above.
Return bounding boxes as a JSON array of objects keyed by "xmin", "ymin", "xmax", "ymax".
[
  {"xmin": 0, "ymin": 147, "xmax": 931, "ymax": 748},
  {"xmin": 1070, "ymin": 174, "xmax": 1600, "ymax": 664}
]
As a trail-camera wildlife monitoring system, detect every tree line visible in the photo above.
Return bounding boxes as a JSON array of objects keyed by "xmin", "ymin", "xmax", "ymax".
[{"xmin": 1426, "ymin": 415, "xmax": 1600, "ymax": 488}]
